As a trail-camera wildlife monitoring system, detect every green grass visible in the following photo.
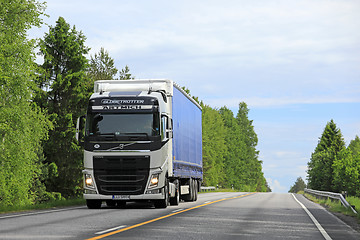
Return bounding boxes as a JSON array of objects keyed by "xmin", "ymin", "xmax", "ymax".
[
  {"xmin": 0, "ymin": 198, "xmax": 85, "ymax": 215},
  {"xmin": 304, "ymin": 193, "xmax": 360, "ymax": 221},
  {"xmin": 347, "ymin": 196, "xmax": 360, "ymax": 211}
]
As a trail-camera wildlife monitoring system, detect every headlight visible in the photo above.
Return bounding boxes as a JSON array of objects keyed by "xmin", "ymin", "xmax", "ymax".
[
  {"xmin": 149, "ymin": 174, "xmax": 159, "ymax": 188},
  {"xmin": 84, "ymin": 174, "xmax": 95, "ymax": 188}
]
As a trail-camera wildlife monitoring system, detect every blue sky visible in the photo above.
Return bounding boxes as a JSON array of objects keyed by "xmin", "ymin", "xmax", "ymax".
[{"xmin": 29, "ymin": 0, "xmax": 360, "ymax": 192}]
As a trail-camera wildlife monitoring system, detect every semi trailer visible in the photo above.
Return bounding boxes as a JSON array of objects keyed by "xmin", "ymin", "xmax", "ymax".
[{"xmin": 76, "ymin": 79, "xmax": 202, "ymax": 209}]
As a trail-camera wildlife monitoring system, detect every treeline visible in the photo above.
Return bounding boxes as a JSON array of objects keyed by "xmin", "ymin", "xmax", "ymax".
[
  {"xmin": 201, "ymin": 103, "xmax": 270, "ymax": 192},
  {"xmin": 307, "ymin": 120, "xmax": 360, "ymax": 197},
  {"xmin": 0, "ymin": 1, "xmax": 269, "ymax": 208}
]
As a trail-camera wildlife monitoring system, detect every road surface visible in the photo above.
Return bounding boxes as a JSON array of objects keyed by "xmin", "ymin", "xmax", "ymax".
[{"xmin": 0, "ymin": 192, "xmax": 359, "ymax": 239}]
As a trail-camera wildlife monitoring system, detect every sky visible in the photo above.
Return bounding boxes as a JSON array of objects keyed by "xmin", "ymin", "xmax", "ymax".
[{"xmin": 29, "ymin": 0, "xmax": 360, "ymax": 193}]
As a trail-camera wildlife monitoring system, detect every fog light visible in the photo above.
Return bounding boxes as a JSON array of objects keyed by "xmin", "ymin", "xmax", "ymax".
[
  {"xmin": 149, "ymin": 174, "xmax": 159, "ymax": 188},
  {"xmin": 84, "ymin": 189, "xmax": 97, "ymax": 194},
  {"xmin": 146, "ymin": 189, "xmax": 161, "ymax": 194}
]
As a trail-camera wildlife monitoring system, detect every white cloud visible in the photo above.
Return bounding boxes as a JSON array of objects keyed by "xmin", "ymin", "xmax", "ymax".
[
  {"xmin": 267, "ymin": 178, "xmax": 287, "ymax": 193},
  {"xmin": 205, "ymin": 96, "xmax": 360, "ymax": 109}
]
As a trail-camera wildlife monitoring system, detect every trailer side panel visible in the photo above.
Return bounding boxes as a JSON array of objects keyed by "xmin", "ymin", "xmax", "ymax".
[{"xmin": 172, "ymin": 86, "xmax": 202, "ymax": 179}]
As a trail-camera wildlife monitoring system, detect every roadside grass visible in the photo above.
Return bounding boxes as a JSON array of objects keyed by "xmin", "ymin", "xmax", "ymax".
[
  {"xmin": 347, "ymin": 196, "xmax": 360, "ymax": 219},
  {"xmin": 303, "ymin": 193, "xmax": 360, "ymax": 222},
  {"xmin": 0, "ymin": 198, "xmax": 85, "ymax": 215}
]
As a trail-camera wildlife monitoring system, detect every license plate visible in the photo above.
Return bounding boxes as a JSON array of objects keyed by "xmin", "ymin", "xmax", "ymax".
[{"xmin": 112, "ymin": 195, "xmax": 130, "ymax": 200}]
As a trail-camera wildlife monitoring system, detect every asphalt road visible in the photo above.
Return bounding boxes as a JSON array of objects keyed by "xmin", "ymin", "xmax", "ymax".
[{"xmin": 0, "ymin": 192, "xmax": 359, "ymax": 239}]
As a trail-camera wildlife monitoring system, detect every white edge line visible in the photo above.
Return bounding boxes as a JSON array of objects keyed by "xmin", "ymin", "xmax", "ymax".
[
  {"xmin": 96, "ymin": 225, "xmax": 126, "ymax": 235},
  {"xmin": 291, "ymin": 193, "xmax": 332, "ymax": 240},
  {"xmin": 0, "ymin": 206, "xmax": 85, "ymax": 220},
  {"xmin": 172, "ymin": 208, "xmax": 184, "ymax": 213}
]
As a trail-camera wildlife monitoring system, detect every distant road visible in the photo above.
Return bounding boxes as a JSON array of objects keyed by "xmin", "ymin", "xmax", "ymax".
[{"xmin": 1, "ymin": 192, "xmax": 359, "ymax": 239}]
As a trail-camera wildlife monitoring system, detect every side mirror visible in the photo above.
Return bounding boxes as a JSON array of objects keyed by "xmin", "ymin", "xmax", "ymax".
[
  {"xmin": 167, "ymin": 118, "xmax": 173, "ymax": 139},
  {"xmin": 161, "ymin": 115, "xmax": 173, "ymax": 140},
  {"xmin": 76, "ymin": 115, "xmax": 86, "ymax": 146}
]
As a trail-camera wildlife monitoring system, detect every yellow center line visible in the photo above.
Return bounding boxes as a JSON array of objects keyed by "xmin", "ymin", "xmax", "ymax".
[{"xmin": 86, "ymin": 192, "xmax": 256, "ymax": 240}]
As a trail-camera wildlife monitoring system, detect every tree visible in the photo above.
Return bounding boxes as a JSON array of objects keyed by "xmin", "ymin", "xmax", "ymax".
[
  {"xmin": 289, "ymin": 177, "xmax": 306, "ymax": 193},
  {"xmin": 332, "ymin": 148, "xmax": 360, "ymax": 196},
  {"xmin": 37, "ymin": 16, "xmax": 91, "ymax": 197},
  {"xmin": 87, "ymin": 47, "xmax": 118, "ymax": 80},
  {"xmin": 219, "ymin": 106, "xmax": 244, "ymax": 189},
  {"xmin": 235, "ymin": 102, "xmax": 263, "ymax": 190},
  {"xmin": 332, "ymin": 135, "xmax": 360, "ymax": 196},
  {"xmin": 0, "ymin": 0, "xmax": 50, "ymax": 207},
  {"xmin": 119, "ymin": 65, "xmax": 133, "ymax": 80},
  {"xmin": 202, "ymin": 105, "xmax": 227, "ymax": 186},
  {"xmin": 218, "ymin": 103, "xmax": 268, "ymax": 192},
  {"xmin": 307, "ymin": 120, "xmax": 346, "ymax": 192},
  {"xmin": 348, "ymin": 135, "xmax": 360, "ymax": 156}
]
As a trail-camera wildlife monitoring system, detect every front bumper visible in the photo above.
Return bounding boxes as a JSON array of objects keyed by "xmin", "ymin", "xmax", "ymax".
[{"xmin": 84, "ymin": 190, "xmax": 164, "ymax": 201}]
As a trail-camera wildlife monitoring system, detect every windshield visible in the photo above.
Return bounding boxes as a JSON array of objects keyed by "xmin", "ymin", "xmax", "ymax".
[{"xmin": 86, "ymin": 113, "xmax": 160, "ymax": 137}]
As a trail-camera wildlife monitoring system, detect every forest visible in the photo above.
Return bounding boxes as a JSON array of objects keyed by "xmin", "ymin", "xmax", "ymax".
[
  {"xmin": 307, "ymin": 120, "xmax": 360, "ymax": 197},
  {"xmin": 0, "ymin": 0, "xmax": 269, "ymax": 208}
]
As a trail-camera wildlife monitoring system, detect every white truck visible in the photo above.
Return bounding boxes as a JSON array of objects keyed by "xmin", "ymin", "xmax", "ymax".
[{"xmin": 76, "ymin": 79, "xmax": 202, "ymax": 208}]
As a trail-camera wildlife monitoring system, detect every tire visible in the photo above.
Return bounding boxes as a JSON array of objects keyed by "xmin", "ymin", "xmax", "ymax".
[
  {"xmin": 154, "ymin": 178, "xmax": 169, "ymax": 208},
  {"xmin": 170, "ymin": 181, "xmax": 180, "ymax": 206},
  {"xmin": 106, "ymin": 200, "xmax": 116, "ymax": 207},
  {"xmin": 193, "ymin": 180, "xmax": 198, "ymax": 202},
  {"xmin": 116, "ymin": 201, "xmax": 126, "ymax": 208},
  {"xmin": 86, "ymin": 199, "xmax": 102, "ymax": 209},
  {"xmin": 183, "ymin": 178, "xmax": 194, "ymax": 202}
]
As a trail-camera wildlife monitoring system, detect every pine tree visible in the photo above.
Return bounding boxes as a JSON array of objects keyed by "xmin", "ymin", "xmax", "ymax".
[
  {"xmin": 289, "ymin": 177, "xmax": 306, "ymax": 193},
  {"xmin": 87, "ymin": 47, "xmax": 118, "ymax": 80},
  {"xmin": 37, "ymin": 17, "xmax": 91, "ymax": 197},
  {"xmin": 307, "ymin": 120, "xmax": 345, "ymax": 192},
  {"xmin": 219, "ymin": 106, "xmax": 244, "ymax": 189},
  {"xmin": 235, "ymin": 102, "xmax": 262, "ymax": 190},
  {"xmin": 218, "ymin": 103, "xmax": 266, "ymax": 191},
  {"xmin": 348, "ymin": 135, "xmax": 360, "ymax": 156},
  {"xmin": 119, "ymin": 65, "xmax": 133, "ymax": 80}
]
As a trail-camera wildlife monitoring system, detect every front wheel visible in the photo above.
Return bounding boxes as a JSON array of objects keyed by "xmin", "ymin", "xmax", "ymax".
[
  {"xmin": 106, "ymin": 200, "xmax": 116, "ymax": 207},
  {"xmin": 154, "ymin": 179, "xmax": 169, "ymax": 208},
  {"xmin": 86, "ymin": 199, "xmax": 102, "ymax": 209},
  {"xmin": 170, "ymin": 181, "xmax": 180, "ymax": 206}
]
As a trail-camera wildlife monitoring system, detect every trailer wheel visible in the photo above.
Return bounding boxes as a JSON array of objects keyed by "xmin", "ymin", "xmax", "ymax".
[
  {"xmin": 193, "ymin": 180, "xmax": 198, "ymax": 201},
  {"xmin": 184, "ymin": 178, "xmax": 195, "ymax": 202},
  {"xmin": 86, "ymin": 199, "xmax": 102, "ymax": 209}
]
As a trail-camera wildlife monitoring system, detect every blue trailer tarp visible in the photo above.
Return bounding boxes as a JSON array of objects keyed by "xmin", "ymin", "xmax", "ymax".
[{"xmin": 172, "ymin": 86, "xmax": 202, "ymax": 179}]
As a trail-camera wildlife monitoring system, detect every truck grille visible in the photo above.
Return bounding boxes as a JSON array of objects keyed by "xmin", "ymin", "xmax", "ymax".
[{"xmin": 93, "ymin": 156, "xmax": 150, "ymax": 195}]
